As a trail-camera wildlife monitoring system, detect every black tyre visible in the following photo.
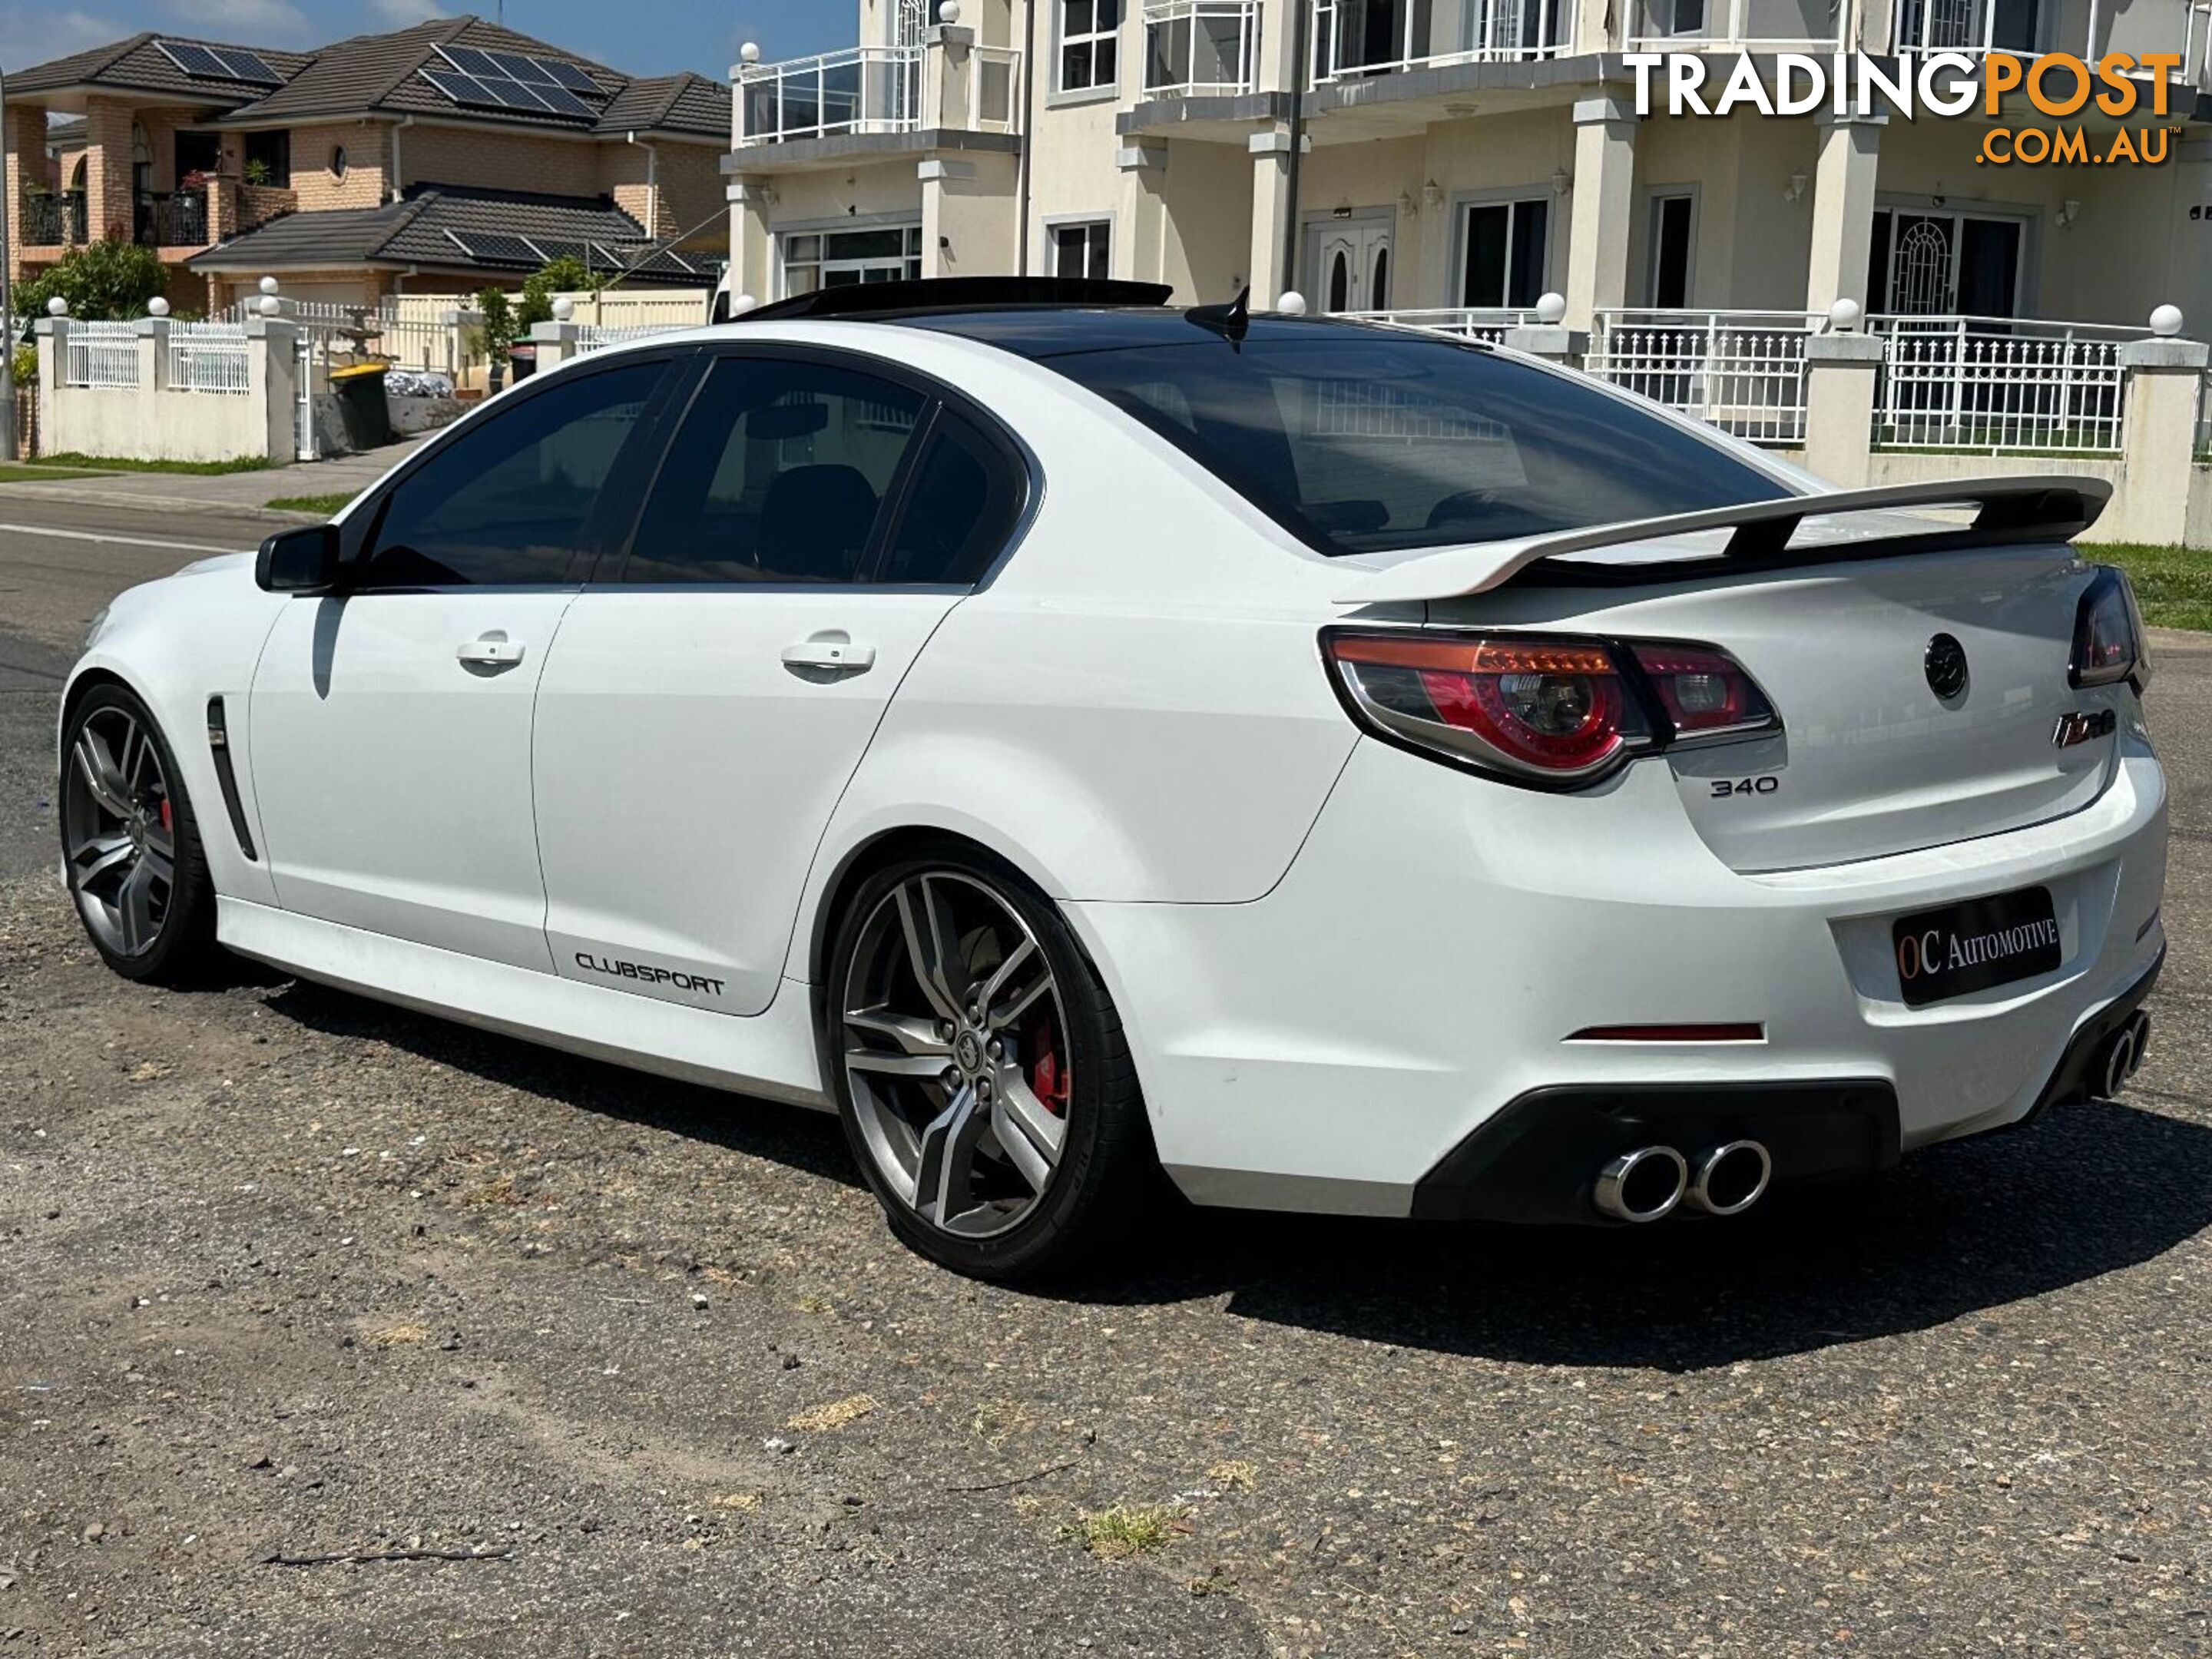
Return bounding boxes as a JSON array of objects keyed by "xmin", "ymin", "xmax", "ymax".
[
  {"xmin": 826, "ymin": 842, "xmax": 1154, "ymax": 1281},
  {"xmin": 58, "ymin": 682, "xmax": 225, "ymax": 985}
]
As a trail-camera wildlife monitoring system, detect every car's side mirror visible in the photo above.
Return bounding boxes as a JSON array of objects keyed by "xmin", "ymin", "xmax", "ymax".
[{"xmin": 256, "ymin": 524, "xmax": 342, "ymax": 594}]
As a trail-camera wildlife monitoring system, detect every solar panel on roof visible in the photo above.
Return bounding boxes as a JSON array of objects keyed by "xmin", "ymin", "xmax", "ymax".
[
  {"xmin": 443, "ymin": 230, "xmax": 541, "ymax": 267},
  {"xmin": 541, "ymin": 60, "xmax": 602, "ymax": 93},
  {"xmin": 156, "ymin": 41, "xmax": 232, "ymax": 77},
  {"xmin": 212, "ymin": 45, "xmax": 281, "ymax": 83},
  {"xmin": 488, "ymin": 50, "xmax": 554, "ymax": 83},
  {"xmin": 425, "ymin": 48, "xmax": 597, "ymax": 120}
]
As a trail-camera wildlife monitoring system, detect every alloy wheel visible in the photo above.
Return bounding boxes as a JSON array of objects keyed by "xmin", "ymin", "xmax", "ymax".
[
  {"xmin": 839, "ymin": 870, "xmax": 1072, "ymax": 1239},
  {"xmin": 62, "ymin": 704, "xmax": 176, "ymax": 959}
]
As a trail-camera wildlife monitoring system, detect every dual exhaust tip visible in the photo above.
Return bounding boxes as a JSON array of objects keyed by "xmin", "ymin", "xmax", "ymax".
[
  {"xmin": 1594, "ymin": 1140, "xmax": 1771, "ymax": 1224},
  {"xmin": 2099, "ymin": 1010, "xmax": 2152, "ymax": 1100}
]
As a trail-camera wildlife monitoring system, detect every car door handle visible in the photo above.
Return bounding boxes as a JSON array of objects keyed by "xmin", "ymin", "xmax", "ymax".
[
  {"xmin": 781, "ymin": 635, "xmax": 876, "ymax": 676},
  {"xmin": 457, "ymin": 634, "xmax": 526, "ymax": 670}
]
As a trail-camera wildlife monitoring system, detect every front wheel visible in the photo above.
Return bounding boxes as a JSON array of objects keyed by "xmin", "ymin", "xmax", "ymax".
[
  {"xmin": 826, "ymin": 846, "xmax": 1154, "ymax": 1281},
  {"xmin": 59, "ymin": 683, "xmax": 224, "ymax": 985}
]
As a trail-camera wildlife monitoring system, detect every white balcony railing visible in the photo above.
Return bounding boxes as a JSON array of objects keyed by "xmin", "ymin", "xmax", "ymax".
[
  {"xmin": 1144, "ymin": 0, "xmax": 1262, "ymax": 95},
  {"xmin": 1586, "ymin": 309, "xmax": 1820, "ymax": 445},
  {"xmin": 1869, "ymin": 314, "xmax": 2141, "ymax": 455},
  {"xmin": 736, "ymin": 43, "xmax": 1020, "ymax": 144},
  {"xmin": 1625, "ymin": 0, "xmax": 1845, "ymax": 50},
  {"xmin": 1312, "ymin": 0, "xmax": 1568, "ymax": 79},
  {"xmin": 1341, "ymin": 306, "xmax": 1534, "ymax": 344}
]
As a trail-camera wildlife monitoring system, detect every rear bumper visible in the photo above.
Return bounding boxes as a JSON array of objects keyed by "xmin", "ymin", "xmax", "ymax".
[{"xmin": 1066, "ymin": 733, "xmax": 2168, "ymax": 1219}]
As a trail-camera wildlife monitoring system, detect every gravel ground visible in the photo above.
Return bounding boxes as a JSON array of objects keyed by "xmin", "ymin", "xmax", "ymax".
[{"xmin": 2, "ymin": 510, "xmax": 2210, "ymax": 1656}]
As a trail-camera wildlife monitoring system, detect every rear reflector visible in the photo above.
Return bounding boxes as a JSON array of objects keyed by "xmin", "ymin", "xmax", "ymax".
[{"xmin": 1568, "ymin": 1023, "xmax": 1766, "ymax": 1043}]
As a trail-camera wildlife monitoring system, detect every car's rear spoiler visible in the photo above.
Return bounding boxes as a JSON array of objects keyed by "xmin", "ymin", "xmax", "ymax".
[{"xmin": 1333, "ymin": 476, "xmax": 2111, "ymax": 604}]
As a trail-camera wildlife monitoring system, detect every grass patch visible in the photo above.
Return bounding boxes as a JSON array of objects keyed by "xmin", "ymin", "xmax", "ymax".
[
  {"xmin": 786, "ymin": 1394, "xmax": 876, "ymax": 1433},
  {"xmin": 1061, "ymin": 1503, "xmax": 1188, "ymax": 1561},
  {"xmin": 267, "ymin": 492, "xmax": 356, "ymax": 517},
  {"xmin": 364, "ymin": 1320, "xmax": 430, "ymax": 1348},
  {"xmin": 35, "ymin": 451, "xmax": 272, "ymax": 475},
  {"xmin": 0, "ymin": 462, "xmax": 108, "ymax": 482},
  {"xmin": 2081, "ymin": 544, "xmax": 2212, "ymax": 633}
]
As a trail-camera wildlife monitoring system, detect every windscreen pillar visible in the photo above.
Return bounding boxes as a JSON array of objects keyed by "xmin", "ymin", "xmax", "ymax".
[
  {"xmin": 2115, "ymin": 332, "xmax": 2210, "ymax": 545},
  {"xmin": 1563, "ymin": 94, "xmax": 1637, "ymax": 333},
  {"xmin": 1117, "ymin": 144, "xmax": 1171, "ymax": 290},
  {"xmin": 1802, "ymin": 328, "xmax": 1885, "ymax": 488},
  {"xmin": 1247, "ymin": 127, "xmax": 1308, "ymax": 307},
  {"xmin": 1806, "ymin": 111, "xmax": 1885, "ymax": 317}
]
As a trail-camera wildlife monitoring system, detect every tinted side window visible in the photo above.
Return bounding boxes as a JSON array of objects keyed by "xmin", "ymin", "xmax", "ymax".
[
  {"xmin": 358, "ymin": 361, "xmax": 665, "ymax": 588},
  {"xmin": 624, "ymin": 356, "xmax": 926, "ymax": 584},
  {"xmin": 881, "ymin": 414, "xmax": 1026, "ymax": 585}
]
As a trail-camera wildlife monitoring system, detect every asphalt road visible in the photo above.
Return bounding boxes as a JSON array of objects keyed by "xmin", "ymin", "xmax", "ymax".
[{"xmin": 2, "ymin": 500, "xmax": 2210, "ymax": 1657}]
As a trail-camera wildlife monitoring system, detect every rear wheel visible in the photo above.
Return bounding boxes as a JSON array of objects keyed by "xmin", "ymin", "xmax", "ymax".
[
  {"xmin": 827, "ymin": 846, "xmax": 1153, "ymax": 1281},
  {"xmin": 59, "ymin": 684, "xmax": 224, "ymax": 985}
]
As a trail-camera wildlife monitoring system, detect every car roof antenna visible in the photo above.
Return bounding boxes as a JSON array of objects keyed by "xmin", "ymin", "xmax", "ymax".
[{"xmin": 1185, "ymin": 286, "xmax": 1252, "ymax": 345}]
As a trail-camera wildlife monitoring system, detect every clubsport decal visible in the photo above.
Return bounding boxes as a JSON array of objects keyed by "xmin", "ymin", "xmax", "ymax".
[{"xmin": 575, "ymin": 952, "xmax": 727, "ymax": 998}]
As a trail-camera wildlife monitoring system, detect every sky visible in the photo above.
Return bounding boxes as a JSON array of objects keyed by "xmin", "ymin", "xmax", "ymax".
[{"xmin": 0, "ymin": 0, "xmax": 854, "ymax": 82}]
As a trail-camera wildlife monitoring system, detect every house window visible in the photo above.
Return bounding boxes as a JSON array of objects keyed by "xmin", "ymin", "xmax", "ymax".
[
  {"xmin": 1059, "ymin": 0, "xmax": 1121, "ymax": 93},
  {"xmin": 243, "ymin": 129, "xmax": 290, "ymax": 188},
  {"xmin": 1867, "ymin": 208, "xmax": 2023, "ymax": 317},
  {"xmin": 1460, "ymin": 197, "xmax": 1549, "ymax": 309},
  {"xmin": 1051, "ymin": 220, "xmax": 1111, "ymax": 280},
  {"xmin": 331, "ymin": 145, "xmax": 349, "ymax": 180},
  {"xmin": 1647, "ymin": 194, "xmax": 1694, "ymax": 307},
  {"xmin": 780, "ymin": 224, "xmax": 923, "ymax": 296}
]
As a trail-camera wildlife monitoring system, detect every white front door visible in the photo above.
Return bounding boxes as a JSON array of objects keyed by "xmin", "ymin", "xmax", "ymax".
[
  {"xmin": 247, "ymin": 356, "xmax": 674, "ymax": 971},
  {"xmin": 1307, "ymin": 220, "xmax": 1393, "ymax": 313},
  {"xmin": 533, "ymin": 349, "xmax": 1024, "ymax": 1017}
]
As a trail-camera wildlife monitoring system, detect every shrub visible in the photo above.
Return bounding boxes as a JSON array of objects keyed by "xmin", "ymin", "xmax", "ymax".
[{"xmin": 18, "ymin": 240, "xmax": 170, "ymax": 322}]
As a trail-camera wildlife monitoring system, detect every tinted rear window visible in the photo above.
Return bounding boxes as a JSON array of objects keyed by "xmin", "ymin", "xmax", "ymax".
[{"xmin": 1035, "ymin": 333, "xmax": 1789, "ymax": 556}]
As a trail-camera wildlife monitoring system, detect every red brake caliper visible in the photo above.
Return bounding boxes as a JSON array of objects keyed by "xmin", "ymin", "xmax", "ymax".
[
  {"xmin": 159, "ymin": 799, "xmax": 173, "ymax": 834},
  {"xmin": 1028, "ymin": 1017, "xmax": 1071, "ymax": 1117}
]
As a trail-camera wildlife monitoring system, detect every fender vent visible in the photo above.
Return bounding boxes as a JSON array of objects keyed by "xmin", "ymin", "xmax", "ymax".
[{"xmin": 205, "ymin": 696, "xmax": 258, "ymax": 862}]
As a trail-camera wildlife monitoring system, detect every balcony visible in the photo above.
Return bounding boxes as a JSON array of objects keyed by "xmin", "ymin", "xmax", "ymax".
[
  {"xmin": 1625, "ymin": 0, "xmax": 1845, "ymax": 51},
  {"xmin": 24, "ymin": 190, "xmax": 87, "ymax": 247},
  {"xmin": 134, "ymin": 187, "xmax": 210, "ymax": 250},
  {"xmin": 1312, "ymin": 0, "xmax": 1569, "ymax": 79},
  {"xmin": 1144, "ymin": 1, "xmax": 1262, "ymax": 96},
  {"xmin": 735, "ymin": 43, "xmax": 1020, "ymax": 147}
]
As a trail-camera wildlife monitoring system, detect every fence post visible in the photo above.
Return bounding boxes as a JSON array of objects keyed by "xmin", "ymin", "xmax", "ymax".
[
  {"xmin": 247, "ymin": 316, "xmax": 300, "ymax": 465},
  {"xmin": 34, "ymin": 310, "xmax": 65, "ymax": 449},
  {"xmin": 137, "ymin": 314, "xmax": 170, "ymax": 392},
  {"xmin": 528, "ymin": 319, "xmax": 580, "ymax": 370},
  {"xmin": 1502, "ymin": 295, "xmax": 1584, "ymax": 369},
  {"xmin": 2115, "ymin": 308, "xmax": 2205, "ymax": 547},
  {"xmin": 1803, "ymin": 304, "xmax": 1884, "ymax": 488}
]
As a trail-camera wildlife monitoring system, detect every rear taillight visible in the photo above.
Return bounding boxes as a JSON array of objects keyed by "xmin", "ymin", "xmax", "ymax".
[
  {"xmin": 1323, "ymin": 629, "xmax": 1777, "ymax": 789},
  {"xmin": 2071, "ymin": 567, "xmax": 2148, "ymax": 690},
  {"xmin": 1627, "ymin": 642, "xmax": 1777, "ymax": 742}
]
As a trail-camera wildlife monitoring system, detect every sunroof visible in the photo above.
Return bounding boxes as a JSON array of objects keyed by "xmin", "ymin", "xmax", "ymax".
[
  {"xmin": 422, "ymin": 45, "xmax": 603, "ymax": 119},
  {"xmin": 155, "ymin": 39, "xmax": 282, "ymax": 84}
]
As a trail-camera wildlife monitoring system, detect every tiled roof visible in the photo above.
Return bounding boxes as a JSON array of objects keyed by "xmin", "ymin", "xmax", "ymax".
[
  {"xmin": 9, "ymin": 15, "xmax": 725, "ymax": 141},
  {"xmin": 10, "ymin": 31, "xmax": 316, "ymax": 101},
  {"xmin": 188, "ymin": 183, "xmax": 714, "ymax": 285}
]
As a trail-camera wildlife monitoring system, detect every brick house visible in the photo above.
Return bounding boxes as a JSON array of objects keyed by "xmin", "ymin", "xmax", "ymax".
[{"xmin": 6, "ymin": 13, "xmax": 729, "ymax": 313}]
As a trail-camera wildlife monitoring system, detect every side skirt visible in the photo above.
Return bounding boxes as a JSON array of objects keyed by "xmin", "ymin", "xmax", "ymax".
[{"xmin": 218, "ymin": 898, "xmax": 836, "ymax": 1112}]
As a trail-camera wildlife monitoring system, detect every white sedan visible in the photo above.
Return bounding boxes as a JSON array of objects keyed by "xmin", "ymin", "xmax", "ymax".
[{"xmin": 59, "ymin": 278, "xmax": 2167, "ymax": 1278}]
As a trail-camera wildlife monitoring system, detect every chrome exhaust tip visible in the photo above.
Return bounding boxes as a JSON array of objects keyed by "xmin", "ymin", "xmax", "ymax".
[
  {"xmin": 1687, "ymin": 1140, "xmax": 1773, "ymax": 1217},
  {"xmin": 2127, "ymin": 1011, "xmax": 2151, "ymax": 1077},
  {"xmin": 2101, "ymin": 1024, "xmax": 2138, "ymax": 1099},
  {"xmin": 1594, "ymin": 1145, "xmax": 1689, "ymax": 1224}
]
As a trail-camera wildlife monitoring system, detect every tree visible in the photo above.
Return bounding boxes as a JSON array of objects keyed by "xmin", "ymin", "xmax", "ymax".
[
  {"xmin": 18, "ymin": 240, "xmax": 170, "ymax": 322},
  {"xmin": 515, "ymin": 254, "xmax": 604, "ymax": 333},
  {"xmin": 475, "ymin": 287, "xmax": 516, "ymax": 356}
]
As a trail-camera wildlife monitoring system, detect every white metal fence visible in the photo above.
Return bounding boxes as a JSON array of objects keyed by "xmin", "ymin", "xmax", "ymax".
[
  {"xmin": 1341, "ymin": 306, "xmax": 1532, "ymax": 344},
  {"xmin": 64, "ymin": 322, "xmax": 140, "ymax": 389},
  {"xmin": 575, "ymin": 323, "xmax": 691, "ymax": 353},
  {"xmin": 167, "ymin": 322, "xmax": 252, "ymax": 394},
  {"xmin": 1869, "ymin": 315, "xmax": 2134, "ymax": 455},
  {"xmin": 1313, "ymin": 0, "xmax": 1566, "ymax": 76},
  {"xmin": 1586, "ymin": 310, "xmax": 1816, "ymax": 445},
  {"xmin": 2199, "ymin": 371, "xmax": 2212, "ymax": 462}
]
